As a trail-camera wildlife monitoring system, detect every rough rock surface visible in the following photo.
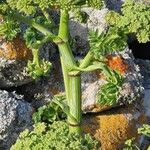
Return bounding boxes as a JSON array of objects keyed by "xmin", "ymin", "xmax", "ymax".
[
  {"xmin": 0, "ymin": 58, "xmax": 33, "ymax": 88},
  {"xmin": 0, "ymin": 37, "xmax": 32, "ymax": 88},
  {"xmin": 69, "ymin": 7, "xmax": 108, "ymax": 55},
  {"xmin": 105, "ymin": 0, "xmax": 125, "ymax": 11},
  {"xmin": 136, "ymin": 59, "xmax": 150, "ymax": 89},
  {"xmin": 82, "ymin": 47, "xmax": 144, "ymax": 113},
  {"xmin": 82, "ymin": 102, "xmax": 147, "ymax": 150},
  {"xmin": 136, "ymin": 59, "xmax": 150, "ymax": 120},
  {"xmin": 143, "ymin": 89, "xmax": 150, "ymax": 121},
  {"xmin": 0, "ymin": 90, "xmax": 33, "ymax": 150}
]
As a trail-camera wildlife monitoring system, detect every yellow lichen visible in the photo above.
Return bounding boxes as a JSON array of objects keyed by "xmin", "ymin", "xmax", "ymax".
[
  {"xmin": 82, "ymin": 105, "xmax": 146, "ymax": 150},
  {"xmin": 0, "ymin": 36, "xmax": 32, "ymax": 60}
]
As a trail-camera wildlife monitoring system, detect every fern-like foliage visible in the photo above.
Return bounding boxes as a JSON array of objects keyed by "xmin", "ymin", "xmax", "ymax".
[
  {"xmin": 106, "ymin": 0, "xmax": 150, "ymax": 43},
  {"xmin": 27, "ymin": 59, "xmax": 52, "ymax": 79},
  {"xmin": 86, "ymin": 0, "xmax": 104, "ymax": 9},
  {"xmin": 26, "ymin": 48, "xmax": 52, "ymax": 79},
  {"xmin": 96, "ymin": 69, "xmax": 124, "ymax": 105},
  {"xmin": 0, "ymin": 16, "xmax": 20, "ymax": 40},
  {"xmin": 123, "ymin": 138, "xmax": 139, "ymax": 150},
  {"xmin": 7, "ymin": 0, "xmax": 37, "ymax": 15},
  {"xmin": 88, "ymin": 29, "xmax": 127, "ymax": 61}
]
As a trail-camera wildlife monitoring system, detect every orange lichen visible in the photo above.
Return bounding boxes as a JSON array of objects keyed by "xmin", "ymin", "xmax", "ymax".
[
  {"xmin": 82, "ymin": 105, "xmax": 146, "ymax": 150},
  {"xmin": 0, "ymin": 36, "xmax": 32, "ymax": 60},
  {"xmin": 106, "ymin": 55, "xmax": 128, "ymax": 75}
]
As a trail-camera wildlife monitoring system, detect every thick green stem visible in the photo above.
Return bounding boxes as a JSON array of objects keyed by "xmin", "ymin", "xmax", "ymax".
[
  {"xmin": 68, "ymin": 75, "xmax": 81, "ymax": 134},
  {"xmin": 58, "ymin": 10, "xmax": 82, "ymax": 134},
  {"xmin": 58, "ymin": 10, "xmax": 76, "ymax": 68}
]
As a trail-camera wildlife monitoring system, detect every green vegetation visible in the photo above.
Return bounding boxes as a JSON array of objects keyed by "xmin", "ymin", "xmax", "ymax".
[
  {"xmin": 32, "ymin": 95, "xmax": 67, "ymax": 124},
  {"xmin": 97, "ymin": 70, "xmax": 124, "ymax": 105},
  {"xmin": 0, "ymin": 16, "xmax": 20, "ymax": 40},
  {"xmin": 11, "ymin": 121, "xmax": 99, "ymax": 150},
  {"xmin": 138, "ymin": 124, "xmax": 150, "ymax": 137},
  {"xmin": 123, "ymin": 124, "xmax": 150, "ymax": 150},
  {"xmin": 106, "ymin": 0, "xmax": 150, "ymax": 43},
  {"xmin": 0, "ymin": 0, "xmax": 150, "ymax": 148}
]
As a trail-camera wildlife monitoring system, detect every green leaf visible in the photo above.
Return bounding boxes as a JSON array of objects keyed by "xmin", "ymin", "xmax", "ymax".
[
  {"xmin": 96, "ymin": 69, "xmax": 124, "ymax": 105},
  {"xmin": 0, "ymin": 16, "xmax": 20, "ymax": 40},
  {"xmin": 32, "ymin": 94, "xmax": 67, "ymax": 124},
  {"xmin": 138, "ymin": 124, "xmax": 150, "ymax": 137},
  {"xmin": 88, "ymin": 29, "xmax": 127, "ymax": 61}
]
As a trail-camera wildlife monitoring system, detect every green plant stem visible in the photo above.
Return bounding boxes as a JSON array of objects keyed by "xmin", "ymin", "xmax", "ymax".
[
  {"xmin": 79, "ymin": 51, "xmax": 93, "ymax": 68},
  {"xmin": 68, "ymin": 75, "xmax": 81, "ymax": 134},
  {"xmin": 58, "ymin": 10, "xmax": 82, "ymax": 134},
  {"xmin": 69, "ymin": 51, "xmax": 94, "ymax": 75},
  {"xmin": 32, "ymin": 49, "xmax": 40, "ymax": 67},
  {"xmin": 10, "ymin": 12, "xmax": 61, "ymax": 43}
]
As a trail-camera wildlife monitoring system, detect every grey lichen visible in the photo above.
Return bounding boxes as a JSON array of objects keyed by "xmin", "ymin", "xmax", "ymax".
[{"xmin": 0, "ymin": 90, "xmax": 33, "ymax": 150}]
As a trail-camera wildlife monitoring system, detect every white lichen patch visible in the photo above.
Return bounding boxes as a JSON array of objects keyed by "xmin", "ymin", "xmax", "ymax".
[{"xmin": 0, "ymin": 90, "xmax": 33, "ymax": 149}]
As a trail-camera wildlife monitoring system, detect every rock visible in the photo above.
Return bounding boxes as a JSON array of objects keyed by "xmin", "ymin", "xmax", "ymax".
[
  {"xmin": 105, "ymin": 0, "xmax": 125, "ymax": 12},
  {"xmin": 143, "ymin": 89, "xmax": 150, "ymax": 119},
  {"xmin": 0, "ymin": 59, "xmax": 33, "ymax": 88},
  {"xmin": 136, "ymin": 59, "xmax": 150, "ymax": 89},
  {"xmin": 82, "ymin": 47, "xmax": 144, "ymax": 113},
  {"xmin": 0, "ymin": 90, "xmax": 33, "ymax": 150},
  {"xmin": 69, "ymin": 7, "xmax": 108, "ymax": 55},
  {"xmin": 0, "ymin": 37, "xmax": 32, "ymax": 60},
  {"xmin": 82, "ymin": 103, "xmax": 147, "ymax": 150},
  {"xmin": 136, "ymin": 59, "xmax": 150, "ymax": 121},
  {"xmin": 15, "ymin": 60, "xmax": 64, "ymax": 109},
  {"xmin": 0, "ymin": 37, "xmax": 33, "ymax": 88}
]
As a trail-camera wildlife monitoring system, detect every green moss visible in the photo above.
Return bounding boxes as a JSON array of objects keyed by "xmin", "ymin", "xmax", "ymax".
[{"xmin": 11, "ymin": 121, "xmax": 99, "ymax": 150}]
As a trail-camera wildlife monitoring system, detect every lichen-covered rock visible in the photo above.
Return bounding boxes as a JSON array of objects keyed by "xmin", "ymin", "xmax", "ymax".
[
  {"xmin": 0, "ymin": 37, "xmax": 32, "ymax": 60},
  {"xmin": 14, "ymin": 60, "xmax": 64, "ymax": 109},
  {"xmin": 82, "ymin": 47, "xmax": 144, "ymax": 113},
  {"xmin": 0, "ymin": 37, "xmax": 33, "ymax": 88},
  {"xmin": 136, "ymin": 59, "xmax": 150, "ymax": 120},
  {"xmin": 0, "ymin": 59, "xmax": 33, "ymax": 88},
  {"xmin": 69, "ymin": 7, "xmax": 108, "ymax": 55},
  {"xmin": 0, "ymin": 36, "xmax": 57, "ymax": 88},
  {"xmin": 82, "ymin": 102, "xmax": 147, "ymax": 150},
  {"xmin": 0, "ymin": 90, "xmax": 33, "ymax": 150}
]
